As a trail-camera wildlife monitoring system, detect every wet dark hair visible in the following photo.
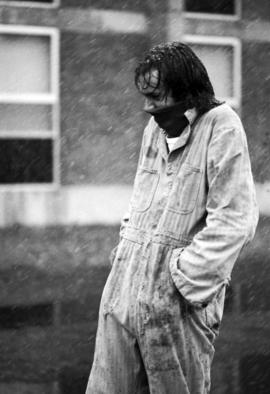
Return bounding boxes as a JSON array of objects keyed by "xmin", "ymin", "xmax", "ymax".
[{"xmin": 134, "ymin": 41, "xmax": 222, "ymax": 115}]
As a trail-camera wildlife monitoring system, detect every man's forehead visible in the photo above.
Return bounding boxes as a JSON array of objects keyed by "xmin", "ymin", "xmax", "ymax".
[{"xmin": 137, "ymin": 69, "xmax": 161, "ymax": 94}]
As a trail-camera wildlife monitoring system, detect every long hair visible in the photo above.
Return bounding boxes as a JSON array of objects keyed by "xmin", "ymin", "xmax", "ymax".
[{"xmin": 134, "ymin": 42, "xmax": 222, "ymax": 115}]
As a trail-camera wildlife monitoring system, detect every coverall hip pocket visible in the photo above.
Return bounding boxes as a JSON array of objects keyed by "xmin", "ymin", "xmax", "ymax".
[
  {"xmin": 130, "ymin": 167, "xmax": 159, "ymax": 212},
  {"xmin": 168, "ymin": 164, "xmax": 202, "ymax": 214},
  {"xmin": 190, "ymin": 285, "xmax": 226, "ymax": 344}
]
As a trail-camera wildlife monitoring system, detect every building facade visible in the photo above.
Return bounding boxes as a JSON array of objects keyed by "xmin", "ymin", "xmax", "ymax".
[{"xmin": 0, "ymin": 0, "xmax": 270, "ymax": 393}]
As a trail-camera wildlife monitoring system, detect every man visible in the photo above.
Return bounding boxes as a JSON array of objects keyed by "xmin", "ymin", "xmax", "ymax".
[{"xmin": 86, "ymin": 42, "xmax": 258, "ymax": 394}]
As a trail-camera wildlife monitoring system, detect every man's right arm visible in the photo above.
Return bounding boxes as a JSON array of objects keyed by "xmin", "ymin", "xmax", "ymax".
[{"xmin": 110, "ymin": 120, "xmax": 150, "ymax": 264}]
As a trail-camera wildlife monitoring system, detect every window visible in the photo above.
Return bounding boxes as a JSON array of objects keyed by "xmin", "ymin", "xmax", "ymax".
[
  {"xmin": 0, "ymin": 25, "xmax": 59, "ymax": 188},
  {"xmin": 184, "ymin": 35, "xmax": 241, "ymax": 108},
  {"xmin": 185, "ymin": 0, "xmax": 240, "ymax": 19},
  {"xmin": 0, "ymin": 0, "xmax": 59, "ymax": 8}
]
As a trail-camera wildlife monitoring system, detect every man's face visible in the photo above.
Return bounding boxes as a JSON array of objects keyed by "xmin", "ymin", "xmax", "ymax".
[{"xmin": 137, "ymin": 69, "xmax": 175, "ymax": 111}]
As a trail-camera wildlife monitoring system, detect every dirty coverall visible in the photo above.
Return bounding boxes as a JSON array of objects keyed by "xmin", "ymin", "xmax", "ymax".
[{"xmin": 86, "ymin": 104, "xmax": 259, "ymax": 394}]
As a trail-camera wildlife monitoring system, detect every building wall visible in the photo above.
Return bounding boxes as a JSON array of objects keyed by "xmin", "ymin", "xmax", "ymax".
[
  {"xmin": 242, "ymin": 0, "xmax": 270, "ymax": 21},
  {"xmin": 242, "ymin": 41, "xmax": 270, "ymax": 182},
  {"xmin": 60, "ymin": 31, "xmax": 148, "ymax": 184},
  {"xmin": 61, "ymin": 0, "xmax": 167, "ymax": 14}
]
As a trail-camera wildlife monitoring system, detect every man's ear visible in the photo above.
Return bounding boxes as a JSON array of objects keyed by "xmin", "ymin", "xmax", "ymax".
[{"xmin": 182, "ymin": 93, "xmax": 193, "ymax": 109}]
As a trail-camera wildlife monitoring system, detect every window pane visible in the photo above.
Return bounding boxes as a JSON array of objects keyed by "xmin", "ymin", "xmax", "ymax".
[
  {"xmin": 185, "ymin": 0, "xmax": 235, "ymax": 15},
  {"xmin": 0, "ymin": 34, "xmax": 50, "ymax": 94},
  {"xmin": 0, "ymin": 104, "xmax": 52, "ymax": 132},
  {"xmin": 188, "ymin": 44, "xmax": 234, "ymax": 98},
  {"xmin": 0, "ymin": 139, "xmax": 53, "ymax": 183}
]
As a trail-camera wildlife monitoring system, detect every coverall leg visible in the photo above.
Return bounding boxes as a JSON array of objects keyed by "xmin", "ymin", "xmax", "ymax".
[
  {"xmin": 86, "ymin": 309, "xmax": 149, "ymax": 394},
  {"xmin": 86, "ymin": 238, "xmax": 216, "ymax": 394}
]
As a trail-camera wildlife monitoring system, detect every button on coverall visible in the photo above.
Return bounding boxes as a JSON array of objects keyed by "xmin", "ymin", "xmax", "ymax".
[{"xmin": 86, "ymin": 104, "xmax": 258, "ymax": 393}]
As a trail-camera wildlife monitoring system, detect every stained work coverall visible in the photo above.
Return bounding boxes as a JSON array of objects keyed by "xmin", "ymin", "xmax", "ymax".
[{"xmin": 86, "ymin": 104, "xmax": 258, "ymax": 393}]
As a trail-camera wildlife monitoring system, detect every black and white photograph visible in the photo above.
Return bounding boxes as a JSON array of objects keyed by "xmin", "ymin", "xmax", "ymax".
[{"xmin": 0, "ymin": 1, "xmax": 269, "ymax": 393}]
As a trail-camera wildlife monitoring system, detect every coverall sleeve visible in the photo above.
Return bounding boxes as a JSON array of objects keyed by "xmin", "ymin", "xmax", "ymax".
[
  {"xmin": 119, "ymin": 120, "xmax": 150, "ymax": 235},
  {"xmin": 110, "ymin": 130, "xmax": 147, "ymax": 264},
  {"xmin": 170, "ymin": 123, "xmax": 259, "ymax": 306}
]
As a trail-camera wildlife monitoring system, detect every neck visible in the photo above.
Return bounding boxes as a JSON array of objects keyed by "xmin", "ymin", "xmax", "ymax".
[{"xmin": 145, "ymin": 101, "xmax": 189, "ymax": 137}]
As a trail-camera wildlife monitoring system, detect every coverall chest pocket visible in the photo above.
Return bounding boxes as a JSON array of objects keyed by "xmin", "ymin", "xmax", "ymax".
[
  {"xmin": 169, "ymin": 164, "xmax": 202, "ymax": 214},
  {"xmin": 130, "ymin": 167, "xmax": 159, "ymax": 212}
]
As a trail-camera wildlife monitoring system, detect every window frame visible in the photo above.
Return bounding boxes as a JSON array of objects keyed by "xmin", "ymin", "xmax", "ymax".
[
  {"xmin": 0, "ymin": 0, "xmax": 60, "ymax": 8},
  {"xmin": 0, "ymin": 24, "xmax": 60, "ymax": 191},
  {"xmin": 184, "ymin": 0, "xmax": 241, "ymax": 21},
  {"xmin": 183, "ymin": 34, "xmax": 241, "ymax": 109}
]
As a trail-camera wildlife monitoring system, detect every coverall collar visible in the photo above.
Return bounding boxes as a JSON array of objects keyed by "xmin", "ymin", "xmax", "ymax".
[{"xmin": 159, "ymin": 108, "xmax": 198, "ymax": 158}]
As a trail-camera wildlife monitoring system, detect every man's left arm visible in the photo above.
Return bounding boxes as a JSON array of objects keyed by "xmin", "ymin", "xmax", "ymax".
[{"xmin": 170, "ymin": 123, "xmax": 259, "ymax": 306}]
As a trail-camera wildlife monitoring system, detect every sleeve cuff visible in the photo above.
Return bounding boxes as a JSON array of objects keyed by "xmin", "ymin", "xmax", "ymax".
[{"xmin": 169, "ymin": 248, "xmax": 228, "ymax": 307}]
